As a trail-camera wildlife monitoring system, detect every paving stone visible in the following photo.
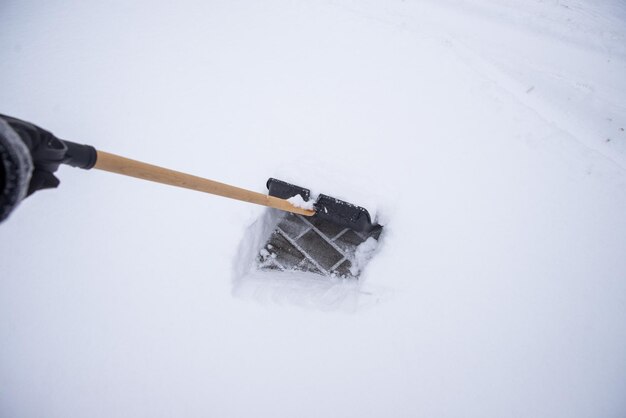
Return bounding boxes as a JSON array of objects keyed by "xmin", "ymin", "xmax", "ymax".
[
  {"xmin": 306, "ymin": 215, "xmax": 347, "ymax": 238},
  {"xmin": 296, "ymin": 230, "xmax": 344, "ymax": 272},
  {"xmin": 332, "ymin": 259, "xmax": 354, "ymax": 278},
  {"xmin": 334, "ymin": 229, "xmax": 366, "ymax": 252},
  {"xmin": 277, "ymin": 213, "xmax": 311, "ymax": 239},
  {"xmin": 264, "ymin": 231, "xmax": 305, "ymax": 268}
]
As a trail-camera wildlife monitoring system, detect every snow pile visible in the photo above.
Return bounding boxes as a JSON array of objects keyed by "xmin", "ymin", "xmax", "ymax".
[
  {"xmin": 286, "ymin": 193, "xmax": 315, "ymax": 210},
  {"xmin": 349, "ymin": 237, "xmax": 379, "ymax": 277}
]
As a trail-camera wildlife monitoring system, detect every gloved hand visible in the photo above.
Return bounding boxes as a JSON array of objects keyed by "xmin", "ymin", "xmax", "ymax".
[
  {"xmin": 0, "ymin": 114, "xmax": 67, "ymax": 222},
  {"xmin": 0, "ymin": 114, "xmax": 67, "ymax": 195}
]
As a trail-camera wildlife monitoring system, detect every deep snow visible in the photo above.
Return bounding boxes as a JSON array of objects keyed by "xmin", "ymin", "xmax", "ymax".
[{"xmin": 1, "ymin": 0, "xmax": 625, "ymax": 417}]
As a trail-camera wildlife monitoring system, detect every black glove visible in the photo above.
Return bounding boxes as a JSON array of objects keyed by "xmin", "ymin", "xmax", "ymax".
[
  {"xmin": 0, "ymin": 114, "xmax": 77, "ymax": 223},
  {"xmin": 1, "ymin": 114, "xmax": 97, "ymax": 222},
  {"xmin": 0, "ymin": 114, "xmax": 67, "ymax": 196}
]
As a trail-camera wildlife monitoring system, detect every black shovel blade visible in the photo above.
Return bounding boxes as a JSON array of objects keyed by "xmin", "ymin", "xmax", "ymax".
[{"xmin": 266, "ymin": 178, "xmax": 379, "ymax": 233}]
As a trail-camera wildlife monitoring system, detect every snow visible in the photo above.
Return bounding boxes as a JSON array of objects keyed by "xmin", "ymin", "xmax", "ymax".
[
  {"xmin": 286, "ymin": 194, "xmax": 315, "ymax": 210},
  {"xmin": 350, "ymin": 237, "xmax": 379, "ymax": 276},
  {"xmin": 1, "ymin": 1, "xmax": 626, "ymax": 417}
]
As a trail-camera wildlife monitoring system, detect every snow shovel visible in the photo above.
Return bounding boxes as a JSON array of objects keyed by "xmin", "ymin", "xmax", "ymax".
[
  {"xmin": 61, "ymin": 142, "xmax": 377, "ymax": 231},
  {"xmin": 62, "ymin": 141, "xmax": 382, "ymax": 278}
]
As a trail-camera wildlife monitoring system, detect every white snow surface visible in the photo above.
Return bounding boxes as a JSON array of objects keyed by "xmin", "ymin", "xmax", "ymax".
[
  {"xmin": 350, "ymin": 237, "xmax": 379, "ymax": 277},
  {"xmin": 1, "ymin": 1, "xmax": 626, "ymax": 417}
]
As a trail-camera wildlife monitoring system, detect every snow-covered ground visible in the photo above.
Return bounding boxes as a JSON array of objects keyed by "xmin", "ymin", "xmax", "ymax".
[{"xmin": 1, "ymin": 1, "xmax": 625, "ymax": 417}]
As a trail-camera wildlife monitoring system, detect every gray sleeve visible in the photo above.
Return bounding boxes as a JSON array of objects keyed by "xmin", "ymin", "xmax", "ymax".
[{"xmin": 0, "ymin": 118, "xmax": 33, "ymax": 222}]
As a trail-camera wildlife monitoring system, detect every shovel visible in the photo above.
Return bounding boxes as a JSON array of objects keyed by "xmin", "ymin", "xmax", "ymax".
[{"xmin": 62, "ymin": 141, "xmax": 379, "ymax": 234}]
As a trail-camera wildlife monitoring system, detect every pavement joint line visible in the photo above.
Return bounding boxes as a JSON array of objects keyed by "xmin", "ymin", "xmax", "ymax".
[
  {"xmin": 329, "ymin": 256, "xmax": 348, "ymax": 272},
  {"xmin": 294, "ymin": 226, "xmax": 313, "ymax": 241},
  {"xmin": 331, "ymin": 228, "xmax": 350, "ymax": 241},
  {"xmin": 298, "ymin": 216, "xmax": 351, "ymax": 258},
  {"xmin": 276, "ymin": 226, "xmax": 329, "ymax": 275},
  {"xmin": 272, "ymin": 259, "xmax": 286, "ymax": 271}
]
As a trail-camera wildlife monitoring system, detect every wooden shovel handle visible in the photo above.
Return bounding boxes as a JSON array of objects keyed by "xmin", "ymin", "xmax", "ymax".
[{"xmin": 93, "ymin": 150, "xmax": 315, "ymax": 216}]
